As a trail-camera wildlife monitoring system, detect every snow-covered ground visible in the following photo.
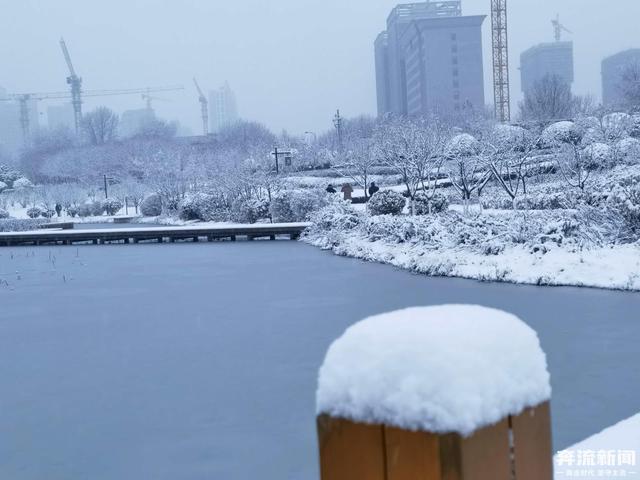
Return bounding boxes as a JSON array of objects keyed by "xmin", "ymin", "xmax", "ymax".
[{"xmin": 555, "ymin": 413, "xmax": 640, "ymax": 479}]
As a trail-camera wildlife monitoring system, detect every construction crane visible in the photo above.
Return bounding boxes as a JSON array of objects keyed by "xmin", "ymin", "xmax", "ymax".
[
  {"xmin": 141, "ymin": 92, "xmax": 170, "ymax": 111},
  {"xmin": 551, "ymin": 14, "xmax": 572, "ymax": 42},
  {"xmin": 192, "ymin": 77, "xmax": 209, "ymax": 136},
  {"xmin": 59, "ymin": 37, "xmax": 83, "ymax": 135},
  {"xmin": 0, "ymin": 85, "xmax": 184, "ymax": 145},
  {"xmin": 491, "ymin": 0, "xmax": 511, "ymax": 123}
]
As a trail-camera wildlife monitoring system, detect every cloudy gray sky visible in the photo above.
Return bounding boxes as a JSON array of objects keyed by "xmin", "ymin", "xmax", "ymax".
[{"xmin": 1, "ymin": 0, "xmax": 638, "ymax": 136}]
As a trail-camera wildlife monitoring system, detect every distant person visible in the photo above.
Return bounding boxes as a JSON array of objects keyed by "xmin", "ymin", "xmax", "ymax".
[
  {"xmin": 368, "ymin": 182, "xmax": 380, "ymax": 197},
  {"xmin": 326, "ymin": 184, "xmax": 336, "ymax": 194},
  {"xmin": 341, "ymin": 183, "xmax": 354, "ymax": 201},
  {"xmin": 55, "ymin": 203, "xmax": 62, "ymax": 217}
]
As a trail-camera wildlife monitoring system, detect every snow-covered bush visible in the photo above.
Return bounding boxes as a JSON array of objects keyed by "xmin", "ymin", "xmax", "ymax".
[
  {"xmin": 368, "ymin": 190, "xmax": 406, "ymax": 216},
  {"xmin": 230, "ymin": 197, "xmax": 270, "ymax": 224},
  {"xmin": 582, "ymin": 143, "xmax": 613, "ymax": 170},
  {"xmin": 89, "ymin": 200, "xmax": 104, "ymax": 216},
  {"xmin": 66, "ymin": 205, "xmax": 79, "ymax": 218},
  {"xmin": 615, "ymin": 138, "xmax": 640, "ymax": 165},
  {"xmin": 0, "ymin": 181, "xmax": 7, "ymax": 192},
  {"xmin": 140, "ymin": 193, "xmax": 162, "ymax": 217},
  {"xmin": 0, "ymin": 218, "xmax": 47, "ymax": 232},
  {"xmin": 0, "ymin": 208, "xmax": 9, "ymax": 219},
  {"xmin": 308, "ymin": 199, "xmax": 360, "ymax": 233},
  {"xmin": 77, "ymin": 204, "xmax": 92, "ymax": 217},
  {"xmin": 270, "ymin": 190, "xmax": 328, "ymax": 222},
  {"xmin": 178, "ymin": 193, "xmax": 229, "ymax": 222},
  {"xmin": 445, "ymin": 133, "xmax": 480, "ymax": 158},
  {"xmin": 413, "ymin": 191, "xmax": 449, "ymax": 215},
  {"xmin": 41, "ymin": 208, "xmax": 55, "ymax": 219},
  {"xmin": 102, "ymin": 198, "xmax": 123, "ymax": 216},
  {"xmin": 26, "ymin": 207, "xmax": 42, "ymax": 218},
  {"xmin": 607, "ymin": 179, "xmax": 640, "ymax": 240},
  {"xmin": 12, "ymin": 177, "xmax": 33, "ymax": 190},
  {"xmin": 602, "ymin": 112, "xmax": 632, "ymax": 141},
  {"xmin": 542, "ymin": 121, "xmax": 582, "ymax": 146},
  {"xmin": 270, "ymin": 192, "xmax": 296, "ymax": 223}
]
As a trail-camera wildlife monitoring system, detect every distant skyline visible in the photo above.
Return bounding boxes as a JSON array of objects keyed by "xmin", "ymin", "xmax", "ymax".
[{"xmin": 1, "ymin": 0, "xmax": 639, "ymax": 136}]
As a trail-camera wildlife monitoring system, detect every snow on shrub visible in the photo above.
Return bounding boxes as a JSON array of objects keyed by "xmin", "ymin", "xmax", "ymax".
[
  {"xmin": 607, "ymin": 179, "xmax": 640, "ymax": 240},
  {"xmin": 316, "ymin": 305, "xmax": 551, "ymax": 435},
  {"xmin": 26, "ymin": 207, "xmax": 42, "ymax": 218},
  {"xmin": 0, "ymin": 218, "xmax": 47, "ymax": 232},
  {"xmin": 413, "ymin": 191, "xmax": 449, "ymax": 215},
  {"xmin": 445, "ymin": 133, "xmax": 480, "ymax": 158},
  {"xmin": 230, "ymin": 197, "xmax": 269, "ymax": 224},
  {"xmin": 66, "ymin": 205, "xmax": 79, "ymax": 218},
  {"xmin": 270, "ymin": 190, "xmax": 328, "ymax": 222},
  {"xmin": 140, "ymin": 193, "xmax": 162, "ymax": 217},
  {"xmin": 367, "ymin": 190, "xmax": 406, "ymax": 216},
  {"xmin": 0, "ymin": 208, "xmax": 9, "ymax": 219},
  {"xmin": 582, "ymin": 142, "xmax": 613, "ymax": 170},
  {"xmin": 491, "ymin": 124, "xmax": 533, "ymax": 151},
  {"xmin": 41, "ymin": 208, "xmax": 55, "ymax": 219},
  {"xmin": 308, "ymin": 199, "xmax": 360, "ymax": 233},
  {"xmin": 615, "ymin": 138, "xmax": 640, "ymax": 164},
  {"xmin": 77, "ymin": 204, "xmax": 92, "ymax": 217},
  {"xmin": 0, "ymin": 181, "xmax": 7, "ymax": 192},
  {"xmin": 12, "ymin": 177, "xmax": 33, "ymax": 190},
  {"xmin": 102, "ymin": 198, "xmax": 123, "ymax": 216},
  {"xmin": 542, "ymin": 121, "xmax": 582, "ymax": 146},
  {"xmin": 602, "ymin": 112, "xmax": 632, "ymax": 140},
  {"xmin": 178, "ymin": 193, "xmax": 229, "ymax": 222},
  {"xmin": 89, "ymin": 200, "xmax": 104, "ymax": 216}
]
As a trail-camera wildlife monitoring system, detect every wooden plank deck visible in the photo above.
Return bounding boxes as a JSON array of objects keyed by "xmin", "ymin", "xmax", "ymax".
[{"xmin": 0, "ymin": 223, "xmax": 311, "ymax": 247}]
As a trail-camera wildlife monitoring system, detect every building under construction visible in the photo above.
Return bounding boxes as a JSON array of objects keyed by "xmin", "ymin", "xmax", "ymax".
[{"xmin": 374, "ymin": 1, "xmax": 486, "ymax": 117}]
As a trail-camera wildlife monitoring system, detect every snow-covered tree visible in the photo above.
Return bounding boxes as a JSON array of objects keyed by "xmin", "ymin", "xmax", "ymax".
[
  {"xmin": 446, "ymin": 133, "xmax": 491, "ymax": 213},
  {"xmin": 81, "ymin": 107, "xmax": 119, "ymax": 146},
  {"xmin": 520, "ymin": 74, "xmax": 573, "ymax": 122}
]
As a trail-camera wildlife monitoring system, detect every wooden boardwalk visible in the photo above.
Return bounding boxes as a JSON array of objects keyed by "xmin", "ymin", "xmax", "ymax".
[{"xmin": 0, "ymin": 223, "xmax": 311, "ymax": 247}]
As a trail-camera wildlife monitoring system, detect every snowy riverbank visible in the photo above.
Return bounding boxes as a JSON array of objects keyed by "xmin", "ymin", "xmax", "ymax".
[{"xmin": 303, "ymin": 202, "xmax": 640, "ymax": 292}]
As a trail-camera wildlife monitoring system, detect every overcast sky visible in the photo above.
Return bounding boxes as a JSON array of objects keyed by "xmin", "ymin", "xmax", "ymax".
[{"xmin": 1, "ymin": 0, "xmax": 638, "ymax": 136}]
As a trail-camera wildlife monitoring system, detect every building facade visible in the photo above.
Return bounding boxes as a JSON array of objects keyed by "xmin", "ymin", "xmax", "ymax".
[
  {"xmin": 209, "ymin": 82, "xmax": 239, "ymax": 133},
  {"xmin": 374, "ymin": 1, "xmax": 485, "ymax": 117},
  {"xmin": 520, "ymin": 41, "xmax": 574, "ymax": 94},
  {"xmin": 119, "ymin": 108, "xmax": 156, "ymax": 138},
  {"xmin": 602, "ymin": 49, "xmax": 640, "ymax": 107}
]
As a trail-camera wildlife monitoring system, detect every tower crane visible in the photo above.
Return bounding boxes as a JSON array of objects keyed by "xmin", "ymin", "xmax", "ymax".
[
  {"xmin": 551, "ymin": 14, "xmax": 572, "ymax": 42},
  {"xmin": 491, "ymin": 0, "xmax": 511, "ymax": 122},
  {"xmin": 192, "ymin": 77, "xmax": 209, "ymax": 136},
  {"xmin": 59, "ymin": 37, "xmax": 83, "ymax": 134},
  {"xmin": 0, "ymin": 85, "xmax": 184, "ymax": 145}
]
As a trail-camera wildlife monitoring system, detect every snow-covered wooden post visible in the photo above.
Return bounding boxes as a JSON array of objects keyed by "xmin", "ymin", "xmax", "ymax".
[{"xmin": 316, "ymin": 305, "xmax": 553, "ymax": 480}]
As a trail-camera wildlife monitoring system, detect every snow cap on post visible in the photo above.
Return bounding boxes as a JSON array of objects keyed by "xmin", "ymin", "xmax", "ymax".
[{"xmin": 316, "ymin": 305, "xmax": 551, "ymax": 437}]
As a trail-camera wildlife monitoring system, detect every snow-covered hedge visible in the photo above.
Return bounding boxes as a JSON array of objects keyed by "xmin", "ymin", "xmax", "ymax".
[
  {"xmin": 178, "ymin": 193, "xmax": 229, "ymax": 222},
  {"xmin": 231, "ymin": 197, "xmax": 270, "ymax": 224},
  {"xmin": 0, "ymin": 218, "xmax": 47, "ymax": 232},
  {"xmin": 26, "ymin": 207, "xmax": 42, "ymax": 218},
  {"xmin": 140, "ymin": 193, "xmax": 162, "ymax": 217},
  {"xmin": 103, "ymin": 198, "xmax": 123, "ymax": 216},
  {"xmin": 413, "ymin": 191, "xmax": 449, "ymax": 215},
  {"xmin": 367, "ymin": 190, "xmax": 406, "ymax": 216},
  {"xmin": 270, "ymin": 190, "xmax": 328, "ymax": 222}
]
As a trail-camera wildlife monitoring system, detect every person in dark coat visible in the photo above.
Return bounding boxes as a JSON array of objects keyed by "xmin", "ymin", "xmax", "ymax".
[
  {"xmin": 55, "ymin": 203, "xmax": 63, "ymax": 217},
  {"xmin": 368, "ymin": 182, "xmax": 380, "ymax": 197},
  {"xmin": 326, "ymin": 184, "xmax": 337, "ymax": 194}
]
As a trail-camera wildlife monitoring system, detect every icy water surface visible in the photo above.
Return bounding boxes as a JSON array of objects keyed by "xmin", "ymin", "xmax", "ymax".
[{"xmin": 0, "ymin": 242, "xmax": 639, "ymax": 479}]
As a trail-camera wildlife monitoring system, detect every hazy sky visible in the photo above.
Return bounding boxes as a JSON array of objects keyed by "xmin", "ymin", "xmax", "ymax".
[{"xmin": 1, "ymin": 0, "xmax": 638, "ymax": 136}]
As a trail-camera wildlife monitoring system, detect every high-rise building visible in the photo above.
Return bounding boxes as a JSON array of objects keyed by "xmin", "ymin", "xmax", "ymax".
[
  {"xmin": 0, "ymin": 86, "xmax": 36, "ymax": 153},
  {"xmin": 520, "ymin": 42, "xmax": 574, "ymax": 94},
  {"xmin": 209, "ymin": 82, "xmax": 239, "ymax": 133},
  {"xmin": 47, "ymin": 103, "xmax": 75, "ymax": 131},
  {"xmin": 374, "ymin": 1, "xmax": 485, "ymax": 117},
  {"xmin": 602, "ymin": 49, "xmax": 640, "ymax": 107},
  {"xmin": 119, "ymin": 108, "xmax": 156, "ymax": 138}
]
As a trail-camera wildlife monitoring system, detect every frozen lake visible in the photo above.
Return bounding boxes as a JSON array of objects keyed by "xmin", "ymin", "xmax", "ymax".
[{"xmin": 1, "ymin": 242, "xmax": 639, "ymax": 479}]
